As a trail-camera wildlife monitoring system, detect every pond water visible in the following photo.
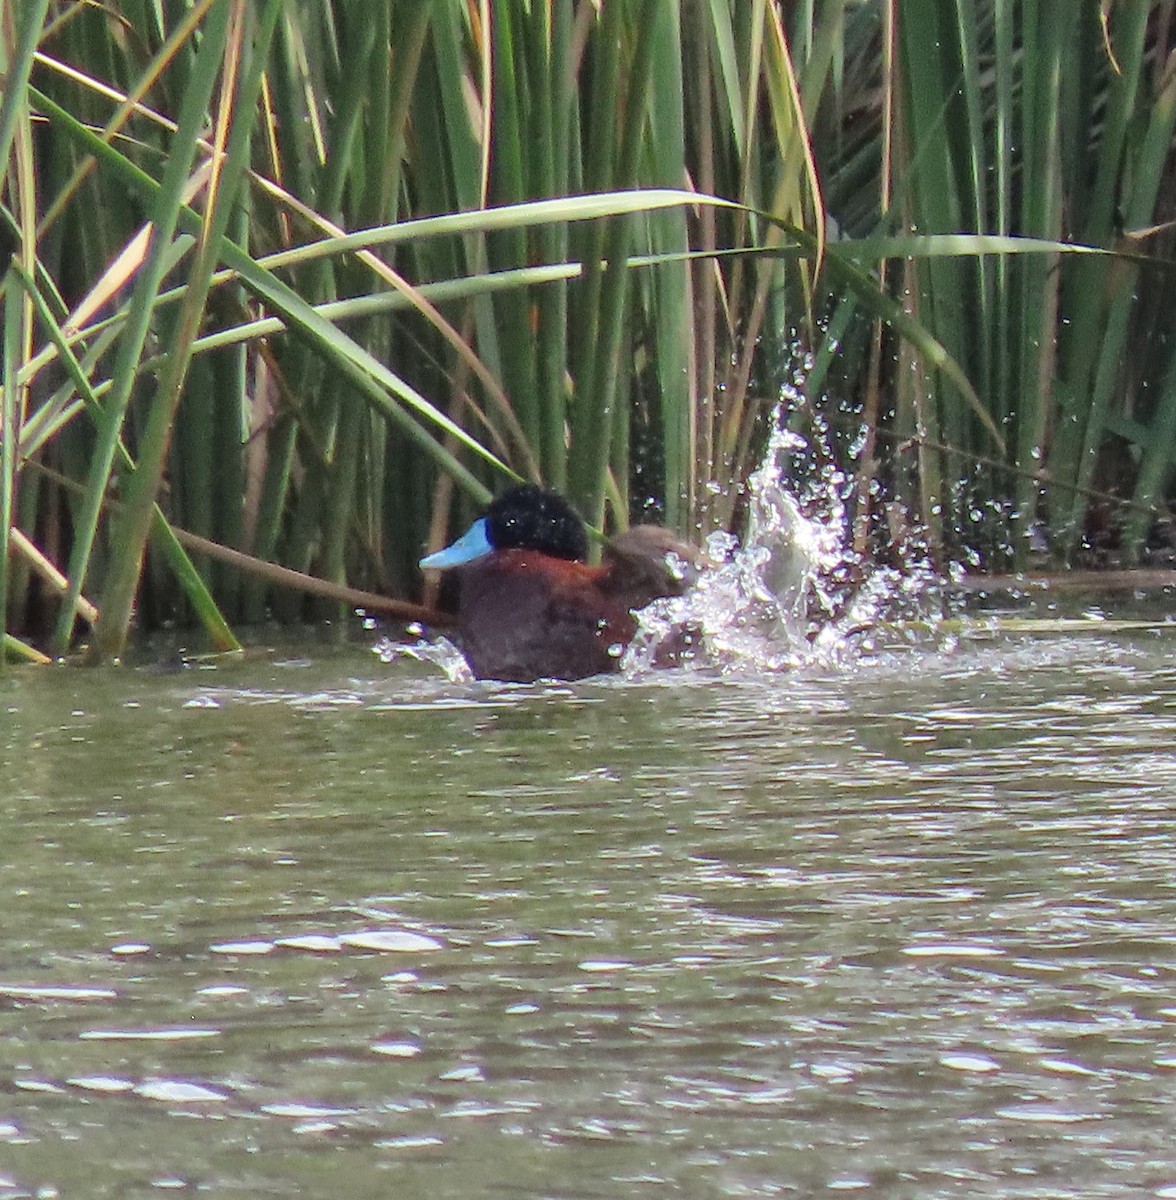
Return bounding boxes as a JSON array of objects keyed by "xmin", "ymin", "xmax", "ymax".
[{"xmin": 3, "ymin": 620, "xmax": 1176, "ymax": 1198}]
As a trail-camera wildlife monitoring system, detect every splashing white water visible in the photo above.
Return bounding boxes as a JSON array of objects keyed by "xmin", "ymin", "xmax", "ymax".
[
  {"xmin": 623, "ymin": 407, "xmax": 939, "ymax": 676},
  {"xmin": 374, "ymin": 623, "xmax": 473, "ymax": 682}
]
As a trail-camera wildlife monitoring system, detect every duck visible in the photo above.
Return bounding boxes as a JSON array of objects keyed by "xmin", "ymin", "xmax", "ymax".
[{"xmin": 419, "ymin": 484, "xmax": 706, "ymax": 682}]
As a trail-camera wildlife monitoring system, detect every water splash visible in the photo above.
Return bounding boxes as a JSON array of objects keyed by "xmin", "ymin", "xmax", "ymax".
[
  {"xmin": 623, "ymin": 406, "xmax": 940, "ymax": 676},
  {"xmin": 374, "ymin": 624, "xmax": 473, "ymax": 682}
]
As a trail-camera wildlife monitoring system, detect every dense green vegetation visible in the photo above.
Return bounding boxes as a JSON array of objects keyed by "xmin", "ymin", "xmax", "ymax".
[{"xmin": 2, "ymin": 1, "xmax": 1174, "ymax": 664}]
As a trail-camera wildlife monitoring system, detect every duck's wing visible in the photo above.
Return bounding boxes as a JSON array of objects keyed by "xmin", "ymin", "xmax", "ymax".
[{"xmin": 602, "ymin": 526, "xmax": 709, "ymax": 610}]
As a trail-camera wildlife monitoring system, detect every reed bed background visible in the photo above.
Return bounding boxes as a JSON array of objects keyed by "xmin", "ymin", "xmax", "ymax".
[{"xmin": 2, "ymin": 1, "xmax": 1175, "ymax": 665}]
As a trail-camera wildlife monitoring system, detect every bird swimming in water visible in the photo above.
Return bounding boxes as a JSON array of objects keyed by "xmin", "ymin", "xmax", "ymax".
[{"xmin": 420, "ymin": 484, "xmax": 705, "ymax": 682}]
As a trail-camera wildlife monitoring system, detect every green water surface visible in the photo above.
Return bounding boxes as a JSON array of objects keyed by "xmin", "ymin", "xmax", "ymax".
[{"xmin": 3, "ymin": 627, "xmax": 1176, "ymax": 1198}]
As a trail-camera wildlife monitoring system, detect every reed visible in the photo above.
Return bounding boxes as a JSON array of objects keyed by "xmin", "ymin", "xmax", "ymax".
[
  {"xmin": 3, "ymin": 2, "xmax": 1175, "ymax": 664},
  {"xmin": 864, "ymin": 0, "xmax": 1176, "ymax": 569}
]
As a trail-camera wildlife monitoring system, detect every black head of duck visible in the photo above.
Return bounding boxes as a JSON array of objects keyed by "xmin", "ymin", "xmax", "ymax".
[{"xmin": 420, "ymin": 484, "xmax": 705, "ymax": 682}]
